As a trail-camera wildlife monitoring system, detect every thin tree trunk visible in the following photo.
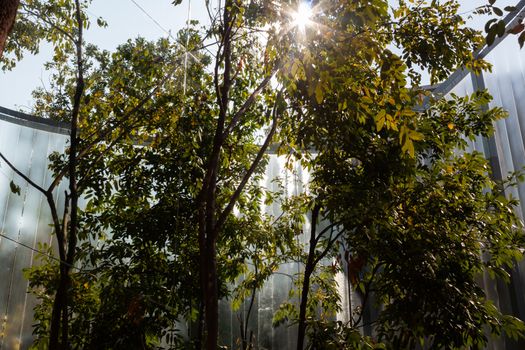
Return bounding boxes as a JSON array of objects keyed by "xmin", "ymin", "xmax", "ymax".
[
  {"xmin": 49, "ymin": 268, "xmax": 67, "ymax": 349},
  {"xmin": 48, "ymin": 193, "xmax": 68, "ymax": 349},
  {"xmin": 198, "ymin": 1, "xmax": 232, "ymax": 348},
  {"xmin": 297, "ymin": 205, "xmax": 320, "ymax": 350},
  {"xmin": 0, "ymin": 0, "xmax": 20, "ymax": 58},
  {"xmin": 48, "ymin": 1, "xmax": 84, "ymax": 348},
  {"xmin": 241, "ymin": 264, "xmax": 257, "ymax": 350},
  {"xmin": 204, "ymin": 240, "xmax": 219, "ymax": 350}
]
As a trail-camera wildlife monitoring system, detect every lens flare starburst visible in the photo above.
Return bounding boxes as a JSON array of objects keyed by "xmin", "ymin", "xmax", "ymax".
[{"xmin": 291, "ymin": 2, "xmax": 313, "ymax": 33}]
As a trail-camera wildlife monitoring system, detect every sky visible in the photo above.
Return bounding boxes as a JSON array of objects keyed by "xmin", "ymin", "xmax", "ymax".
[
  {"xmin": 0, "ymin": 0, "xmax": 211, "ymax": 110},
  {"xmin": 0, "ymin": 0, "xmax": 521, "ymax": 111}
]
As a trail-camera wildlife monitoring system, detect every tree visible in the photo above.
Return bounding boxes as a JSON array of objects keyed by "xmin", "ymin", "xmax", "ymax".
[
  {"xmin": 271, "ymin": 0, "xmax": 525, "ymax": 348},
  {"xmin": 0, "ymin": 1, "xmax": 107, "ymax": 349},
  {"xmin": 23, "ymin": 5, "xmax": 296, "ymax": 349}
]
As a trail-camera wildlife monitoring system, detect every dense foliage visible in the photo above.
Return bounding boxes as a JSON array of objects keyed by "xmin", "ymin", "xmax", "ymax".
[{"xmin": 1, "ymin": 0, "xmax": 524, "ymax": 349}]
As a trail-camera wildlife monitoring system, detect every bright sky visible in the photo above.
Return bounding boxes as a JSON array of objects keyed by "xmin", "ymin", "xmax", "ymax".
[
  {"xmin": 0, "ymin": 0, "xmax": 521, "ymax": 111},
  {"xmin": 0, "ymin": 0, "xmax": 210, "ymax": 110}
]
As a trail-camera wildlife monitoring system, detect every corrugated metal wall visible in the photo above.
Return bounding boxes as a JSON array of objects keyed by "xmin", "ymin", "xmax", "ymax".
[
  {"xmin": 0, "ymin": 112, "xmax": 67, "ymax": 350},
  {"xmin": 472, "ymin": 36, "xmax": 525, "ymax": 350}
]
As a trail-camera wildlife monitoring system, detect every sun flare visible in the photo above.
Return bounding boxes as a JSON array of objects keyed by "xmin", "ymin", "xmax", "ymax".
[{"xmin": 291, "ymin": 2, "xmax": 313, "ymax": 33}]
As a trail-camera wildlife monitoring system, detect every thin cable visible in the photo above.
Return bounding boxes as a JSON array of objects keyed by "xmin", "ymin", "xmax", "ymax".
[
  {"xmin": 0, "ymin": 231, "xmax": 94, "ymax": 274},
  {"xmin": 129, "ymin": 0, "xmax": 175, "ymax": 40},
  {"xmin": 127, "ymin": 0, "xmax": 212, "ymax": 74},
  {"xmin": 128, "ymin": 0, "xmax": 196, "ymax": 57}
]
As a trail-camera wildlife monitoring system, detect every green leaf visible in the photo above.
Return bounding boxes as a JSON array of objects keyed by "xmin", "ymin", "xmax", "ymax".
[
  {"xmin": 409, "ymin": 130, "xmax": 424, "ymax": 141},
  {"xmin": 496, "ymin": 20, "xmax": 506, "ymax": 37},
  {"xmin": 487, "ymin": 31, "xmax": 497, "ymax": 46},
  {"xmin": 404, "ymin": 138, "xmax": 415, "ymax": 157},
  {"xmin": 493, "ymin": 7, "xmax": 503, "ymax": 16},
  {"xmin": 485, "ymin": 18, "xmax": 497, "ymax": 33}
]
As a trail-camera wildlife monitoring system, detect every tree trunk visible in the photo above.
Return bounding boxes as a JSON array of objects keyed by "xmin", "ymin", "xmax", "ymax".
[
  {"xmin": 204, "ymin": 240, "xmax": 219, "ymax": 350},
  {"xmin": 198, "ymin": 197, "xmax": 220, "ymax": 350},
  {"xmin": 297, "ymin": 266, "xmax": 314, "ymax": 350},
  {"xmin": 0, "ymin": 0, "xmax": 20, "ymax": 58},
  {"xmin": 49, "ymin": 267, "xmax": 68, "ymax": 349},
  {"xmin": 49, "ymin": 1, "xmax": 84, "ymax": 348},
  {"xmin": 297, "ymin": 206, "xmax": 320, "ymax": 350}
]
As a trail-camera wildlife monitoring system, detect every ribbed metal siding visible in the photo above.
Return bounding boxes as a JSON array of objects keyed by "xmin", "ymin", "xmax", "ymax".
[{"xmin": 0, "ymin": 119, "xmax": 67, "ymax": 350}]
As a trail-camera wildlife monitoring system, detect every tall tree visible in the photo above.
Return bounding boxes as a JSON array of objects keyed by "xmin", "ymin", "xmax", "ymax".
[
  {"xmin": 272, "ymin": 0, "xmax": 525, "ymax": 348},
  {"xmin": 24, "ymin": 7, "xmax": 295, "ymax": 349},
  {"xmin": 0, "ymin": 1, "xmax": 106, "ymax": 348}
]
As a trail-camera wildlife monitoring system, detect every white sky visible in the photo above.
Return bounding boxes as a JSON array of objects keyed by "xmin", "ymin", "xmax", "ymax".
[
  {"xmin": 0, "ymin": 0, "xmax": 211, "ymax": 110},
  {"xmin": 0, "ymin": 0, "xmax": 520, "ymax": 111}
]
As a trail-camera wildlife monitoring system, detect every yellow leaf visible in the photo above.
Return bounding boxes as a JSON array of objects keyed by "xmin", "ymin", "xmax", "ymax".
[
  {"xmin": 291, "ymin": 59, "xmax": 303, "ymax": 78},
  {"xmin": 375, "ymin": 110, "xmax": 386, "ymax": 131},
  {"xmin": 402, "ymin": 139, "xmax": 415, "ymax": 157},
  {"xmin": 447, "ymin": 123, "xmax": 455, "ymax": 130},
  {"xmin": 409, "ymin": 130, "xmax": 424, "ymax": 141},
  {"xmin": 362, "ymin": 96, "xmax": 373, "ymax": 104},
  {"xmin": 315, "ymin": 83, "xmax": 324, "ymax": 104}
]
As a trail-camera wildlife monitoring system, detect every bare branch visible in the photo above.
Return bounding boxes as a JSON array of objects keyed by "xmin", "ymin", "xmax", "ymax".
[
  {"xmin": 222, "ymin": 62, "xmax": 281, "ymax": 139},
  {"xmin": 45, "ymin": 193, "xmax": 66, "ymax": 261},
  {"xmin": 216, "ymin": 94, "xmax": 280, "ymax": 231},
  {"xmin": 0, "ymin": 151, "xmax": 47, "ymax": 195},
  {"xmin": 61, "ymin": 191, "xmax": 70, "ymax": 251}
]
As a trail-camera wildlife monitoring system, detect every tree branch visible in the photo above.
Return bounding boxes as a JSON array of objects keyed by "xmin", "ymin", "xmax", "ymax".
[
  {"xmin": 19, "ymin": 5, "xmax": 75, "ymax": 42},
  {"xmin": 352, "ymin": 262, "xmax": 383, "ymax": 327},
  {"xmin": 222, "ymin": 62, "xmax": 281, "ymax": 139},
  {"xmin": 46, "ymin": 192, "xmax": 66, "ymax": 262},
  {"xmin": 0, "ymin": 0, "xmax": 20, "ymax": 58},
  {"xmin": 216, "ymin": 94, "xmax": 280, "ymax": 231},
  {"xmin": 313, "ymin": 228, "xmax": 345, "ymax": 268},
  {"xmin": 47, "ymin": 65, "xmax": 177, "ymax": 194},
  {"xmin": 0, "ymin": 151, "xmax": 47, "ymax": 195}
]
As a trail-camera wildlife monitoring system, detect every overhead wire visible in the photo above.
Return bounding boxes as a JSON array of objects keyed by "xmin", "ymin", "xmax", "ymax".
[
  {"xmin": 127, "ymin": 0, "xmax": 208, "ymax": 63},
  {"xmin": 0, "ymin": 231, "xmax": 92, "ymax": 274}
]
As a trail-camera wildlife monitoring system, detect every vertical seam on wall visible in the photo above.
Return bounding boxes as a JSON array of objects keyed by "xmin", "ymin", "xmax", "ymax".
[{"xmin": 0, "ymin": 124, "xmax": 23, "ymax": 349}]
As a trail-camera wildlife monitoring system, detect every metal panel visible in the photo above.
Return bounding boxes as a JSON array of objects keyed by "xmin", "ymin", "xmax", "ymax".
[{"xmin": 0, "ymin": 116, "xmax": 67, "ymax": 350}]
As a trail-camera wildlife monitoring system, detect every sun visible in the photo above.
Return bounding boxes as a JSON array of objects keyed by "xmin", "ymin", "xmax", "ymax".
[{"xmin": 291, "ymin": 2, "xmax": 313, "ymax": 33}]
